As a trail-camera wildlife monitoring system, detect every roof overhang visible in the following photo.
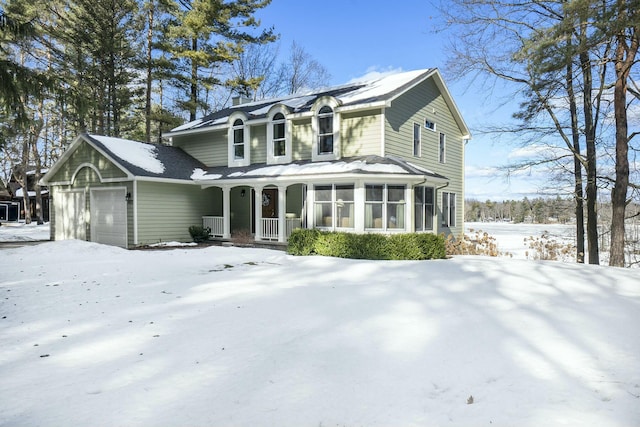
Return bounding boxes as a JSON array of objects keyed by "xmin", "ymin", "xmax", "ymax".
[{"xmin": 196, "ymin": 171, "xmax": 448, "ymax": 189}]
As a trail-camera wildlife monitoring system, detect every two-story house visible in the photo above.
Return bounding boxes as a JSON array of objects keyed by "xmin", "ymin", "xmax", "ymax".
[{"xmin": 42, "ymin": 68, "xmax": 470, "ymax": 248}]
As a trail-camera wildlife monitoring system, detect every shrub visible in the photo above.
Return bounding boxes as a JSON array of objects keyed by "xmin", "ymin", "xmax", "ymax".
[
  {"xmin": 287, "ymin": 229, "xmax": 446, "ymax": 260},
  {"xmin": 188, "ymin": 225, "xmax": 211, "ymax": 243},
  {"xmin": 287, "ymin": 228, "xmax": 320, "ymax": 255},
  {"xmin": 525, "ymin": 232, "xmax": 575, "ymax": 261},
  {"xmin": 445, "ymin": 229, "xmax": 505, "ymax": 257}
]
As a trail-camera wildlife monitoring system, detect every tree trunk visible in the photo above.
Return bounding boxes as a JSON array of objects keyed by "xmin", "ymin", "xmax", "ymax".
[
  {"xmin": 609, "ymin": 12, "xmax": 638, "ymax": 267},
  {"xmin": 145, "ymin": 3, "xmax": 154, "ymax": 143},
  {"xmin": 566, "ymin": 55, "xmax": 585, "ymax": 263},
  {"xmin": 580, "ymin": 41, "xmax": 600, "ymax": 264},
  {"xmin": 190, "ymin": 37, "xmax": 198, "ymax": 122}
]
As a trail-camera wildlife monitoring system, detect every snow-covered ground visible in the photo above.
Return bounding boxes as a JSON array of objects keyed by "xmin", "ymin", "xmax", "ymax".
[
  {"xmin": 465, "ymin": 221, "xmax": 577, "ymax": 259},
  {"xmin": 1, "ymin": 229, "xmax": 639, "ymax": 426},
  {"xmin": 0, "ymin": 222, "xmax": 50, "ymax": 242}
]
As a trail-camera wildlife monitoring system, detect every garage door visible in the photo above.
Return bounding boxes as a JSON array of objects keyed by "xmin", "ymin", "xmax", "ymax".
[
  {"xmin": 90, "ymin": 188, "xmax": 127, "ymax": 248},
  {"xmin": 54, "ymin": 190, "xmax": 86, "ymax": 241}
]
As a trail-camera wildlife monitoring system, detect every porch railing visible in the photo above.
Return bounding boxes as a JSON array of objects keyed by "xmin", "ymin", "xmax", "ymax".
[
  {"xmin": 202, "ymin": 216, "xmax": 223, "ymax": 237},
  {"xmin": 261, "ymin": 217, "xmax": 302, "ymax": 241},
  {"xmin": 203, "ymin": 215, "xmax": 302, "ymax": 241},
  {"xmin": 261, "ymin": 218, "xmax": 278, "ymax": 240}
]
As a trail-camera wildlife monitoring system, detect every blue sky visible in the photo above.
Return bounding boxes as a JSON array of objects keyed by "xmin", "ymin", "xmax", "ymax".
[{"xmin": 254, "ymin": 0, "xmax": 551, "ymax": 201}]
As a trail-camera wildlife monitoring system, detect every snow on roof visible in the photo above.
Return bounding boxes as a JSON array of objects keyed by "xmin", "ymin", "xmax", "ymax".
[
  {"xmin": 191, "ymin": 168, "xmax": 222, "ymax": 180},
  {"xmin": 171, "ymin": 118, "xmax": 203, "ymax": 132},
  {"xmin": 90, "ymin": 135, "xmax": 165, "ymax": 174},
  {"xmin": 337, "ymin": 69, "xmax": 429, "ymax": 104},
  {"xmin": 168, "ymin": 69, "xmax": 433, "ymax": 134},
  {"xmin": 191, "ymin": 159, "xmax": 410, "ymax": 182},
  {"xmin": 15, "ymin": 188, "xmax": 49, "ymax": 198}
]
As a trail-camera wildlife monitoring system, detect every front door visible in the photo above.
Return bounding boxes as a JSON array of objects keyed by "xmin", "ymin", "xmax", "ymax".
[{"xmin": 261, "ymin": 188, "xmax": 277, "ymax": 218}]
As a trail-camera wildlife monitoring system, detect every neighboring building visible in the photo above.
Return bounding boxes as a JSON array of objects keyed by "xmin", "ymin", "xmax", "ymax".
[
  {"xmin": 0, "ymin": 181, "xmax": 19, "ymax": 222},
  {"xmin": 42, "ymin": 68, "xmax": 470, "ymax": 248},
  {"xmin": 2, "ymin": 169, "xmax": 49, "ymax": 222}
]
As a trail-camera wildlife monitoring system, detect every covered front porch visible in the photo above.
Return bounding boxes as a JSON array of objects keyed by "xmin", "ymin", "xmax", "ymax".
[
  {"xmin": 201, "ymin": 183, "xmax": 305, "ymax": 243},
  {"xmin": 193, "ymin": 155, "xmax": 451, "ymax": 243}
]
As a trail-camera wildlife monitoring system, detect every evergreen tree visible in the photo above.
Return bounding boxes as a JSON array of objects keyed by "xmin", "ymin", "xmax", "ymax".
[{"xmin": 167, "ymin": 0, "xmax": 275, "ymax": 121}]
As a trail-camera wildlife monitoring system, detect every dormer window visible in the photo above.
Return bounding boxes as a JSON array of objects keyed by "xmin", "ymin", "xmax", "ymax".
[
  {"xmin": 232, "ymin": 119, "xmax": 245, "ymax": 159},
  {"xmin": 228, "ymin": 114, "xmax": 250, "ymax": 167},
  {"xmin": 267, "ymin": 108, "xmax": 291, "ymax": 164},
  {"xmin": 312, "ymin": 98, "xmax": 340, "ymax": 161},
  {"xmin": 317, "ymin": 106, "xmax": 334, "ymax": 155},
  {"xmin": 272, "ymin": 113, "xmax": 286, "ymax": 156}
]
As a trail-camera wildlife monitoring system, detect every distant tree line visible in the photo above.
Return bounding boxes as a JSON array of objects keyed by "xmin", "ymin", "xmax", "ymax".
[
  {"xmin": 465, "ymin": 197, "xmax": 576, "ymax": 224},
  {"xmin": 466, "ymin": 197, "xmax": 640, "ymax": 227}
]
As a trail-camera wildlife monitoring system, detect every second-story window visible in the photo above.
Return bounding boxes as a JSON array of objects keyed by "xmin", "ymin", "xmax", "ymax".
[
  {"xmin": 439, "ymin": 132, "xmax": 446, "ymax": 163},
  {"xmin": 413, "ymin": 123, "xmax": 421, "ymax": 157},
  {"xmin": 317, "ymin": 106, "xmax": 334, "ymax": 155},
  {"xmin": 272, "ymin": 113, "xmax": 286, "ymax": 157},
  {"xmin": 233, "ymin": 119, "xmax": 245, "ymax": 159}
]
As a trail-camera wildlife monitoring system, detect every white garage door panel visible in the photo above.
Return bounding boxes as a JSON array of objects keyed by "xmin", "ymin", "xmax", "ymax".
[
  {"xmin": 91, "ymin": 189, "xmax": 127, "ymax": 248},
  {"xmin": 54, "ymin": 190, "xmax": 86, "ymax": 241}
]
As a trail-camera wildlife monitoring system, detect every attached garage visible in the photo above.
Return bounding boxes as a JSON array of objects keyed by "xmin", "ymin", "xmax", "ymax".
[
  {"xmin": 90, "ymin": 188, "xmax": 127, "ymax": 247},
  {"xmin": 53, "ymin": 189, "xmax": 86, "ymax": 241},
  {"xmin": 42, "ymin": 133, "xmax": 211, "ymax": 248}
]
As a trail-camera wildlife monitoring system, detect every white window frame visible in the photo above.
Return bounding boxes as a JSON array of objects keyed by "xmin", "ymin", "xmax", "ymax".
[
  {"xmin": 414, "ymin": 186, "xmax": 434, "ymax": 231},
  {"xmin": 442, "ymin": 191, "xmax": 456, "ymax": 227},
  {"xmin": 313, "ymin": 184, "xmax": 354, "ymax": 229},
  {"xmin": 365, "ymin": 184, "xmax": 407, "ymax": 231},
  {"xmin": 312, "ymin": 98, "xmax": 340, "ymax": 161},
  {"xmin": 266, "ymin": 107, "xmax": 291, "ymax": 164},
  {"xmin": 425, "ymin": 119, "xmax": 436, "ymax": 131},
  {"xmin": 413, "ymin": 122, "xmax": 421, "ymax": 157},
  {"xmin": 227, "ymin": 113, "xmax": 250, "ymax": 167},
  {"xmin": 439, "ymin": 132, "xmax": 446, "ymax": 163}
]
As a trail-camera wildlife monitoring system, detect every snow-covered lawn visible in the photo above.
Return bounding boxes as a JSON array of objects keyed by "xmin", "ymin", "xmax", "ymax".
[
  {"xmin": 1, "ymin": 237, "xmax": 639, "ymax": 426},
  {"xmin": 465, "ymin": 221, "xmax": 577, "ymax": 259},
  {"xmin": 0, "ymin": 222, "xmax": 50, "ymax": 242}
]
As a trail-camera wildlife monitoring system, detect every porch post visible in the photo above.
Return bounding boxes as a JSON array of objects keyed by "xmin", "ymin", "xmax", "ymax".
[
  {"xmin": 222, "ymin": 186, "xmax": 231, "ymax": 239},
  {"xmin": 254, "ymin": 185, "xmax": 263, "ymax": 241},
  {"xmin": 354, "ymin": 181, "xmax": 365, "ymax": 233},
  {"xmin": 278, "ymin": 185, "xmax": 286, "ymax": 243},
  {"xmin": 306, "ymin": 184, "xmax": 314, "ymax": 230}
]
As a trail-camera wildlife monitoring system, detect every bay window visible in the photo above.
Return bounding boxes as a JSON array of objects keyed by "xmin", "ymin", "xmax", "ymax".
[
  {"xmin": 314, "ymin": 184, "xmax": 354, "ymax": 229},
  {"xmin": 365, "ymin": 184, "xmax": 406, "ymax": 230}
]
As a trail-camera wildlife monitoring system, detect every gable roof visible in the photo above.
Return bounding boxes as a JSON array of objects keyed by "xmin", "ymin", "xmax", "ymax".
[
  {"xmin": 164, "ymin": 68, "xmax": 470, "ymax": 139},
  {"xmin": 42, "ymin": 134, "xmax": 207, "ymax": 184}
]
